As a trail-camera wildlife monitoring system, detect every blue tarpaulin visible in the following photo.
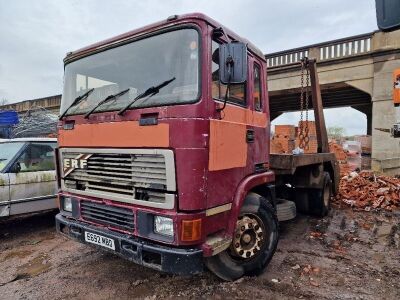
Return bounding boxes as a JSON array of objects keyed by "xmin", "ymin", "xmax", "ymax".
[
  {"xmin": 0, "ymin": 110, "xmax": 19, "ymax": 138},
  {"xmin": 0, "ymin": 110, "xmax": 19, "ymax": 125}
]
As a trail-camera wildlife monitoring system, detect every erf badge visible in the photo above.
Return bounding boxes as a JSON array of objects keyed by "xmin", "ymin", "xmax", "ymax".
[{"xmin": 63, "ymin": 154, "xmax": 92, "ymax": 176}]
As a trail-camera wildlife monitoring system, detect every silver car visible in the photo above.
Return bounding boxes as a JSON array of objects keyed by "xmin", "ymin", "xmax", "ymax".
[{"xmin": 0, "ymin": 138, "xmax": 58, "ymax": 217}]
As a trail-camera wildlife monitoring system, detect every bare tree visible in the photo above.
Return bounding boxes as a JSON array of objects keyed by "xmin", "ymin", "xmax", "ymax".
[
  {"xmin": 0, "ymin": 98, "xmax": 9, "ymax": 106},
  {"xmin": 328, "ymin": 126, "xmax": 346, "ymax": 141}
]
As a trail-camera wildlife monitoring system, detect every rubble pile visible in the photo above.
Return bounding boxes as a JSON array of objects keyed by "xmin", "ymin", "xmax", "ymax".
[
  {"xmin": 329, "ymin": 141, "xmax": 350, "ymax": 175},
  {"xmin": 336, "ymin": 171, "xmax": 400, "ymax": 211}
]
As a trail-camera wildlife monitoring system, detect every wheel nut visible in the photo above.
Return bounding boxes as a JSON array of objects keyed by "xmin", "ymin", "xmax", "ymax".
[
  {"xmin": 241, "ymin": 226, "xmax": 245, "ymax": 231},
  {"xmin": 246, "ymin": 251, "xmax": 251, "ymax": 257},
  {"xmin": 255, "ymin": 225, "xmax": 259, "ymax": 230},
  {"xmin": 235, "ymin": 243, "xmax": 240, "ymax": 248},
  {"xmin": 239, "ymin": 250, "xmax": 244, "ymax": 255},
  {"xmin": 258, "ymin": 232, "xmax": 263, "ymax": 237},
  {"xmin": 248, "ymin": 223, "xmax": 253, "ymax": 228}
]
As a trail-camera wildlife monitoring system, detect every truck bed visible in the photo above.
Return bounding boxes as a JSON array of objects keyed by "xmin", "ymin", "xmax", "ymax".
[{"xmin": 270, "ymin": 153, "xmax": 336, "ymax": 174}]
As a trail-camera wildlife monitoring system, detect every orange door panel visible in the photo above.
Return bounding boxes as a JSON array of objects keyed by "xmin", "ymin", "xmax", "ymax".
[
  {"xmin": 209, "ymin": 120, "xmax": 247, "ymax": 171},
  {"xmin": 394, "ymin": 69, "xmax": 400, "ymax": 106}
]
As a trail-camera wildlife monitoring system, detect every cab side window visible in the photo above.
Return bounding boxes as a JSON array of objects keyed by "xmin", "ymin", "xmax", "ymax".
[
  {"xmin": 211, "ymin": 40, "xmax": 246, "ymax": 105},
  {"xmin": 15, "ymin": 143, "xmax": 56, "ymax": 172},
  {"xmin": 253, "ymin": 64, "xmax": 262, "ymax": 111}
]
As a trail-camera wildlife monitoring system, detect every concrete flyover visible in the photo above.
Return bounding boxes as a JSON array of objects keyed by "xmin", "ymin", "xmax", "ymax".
[{"xmin": 266, "ymin": 29, "xmax": 400, "ymax": 175}]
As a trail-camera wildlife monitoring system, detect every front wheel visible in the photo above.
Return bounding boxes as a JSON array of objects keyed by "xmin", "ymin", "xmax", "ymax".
[{"xmin": 205, "ymin": 193, "xmax": 279, "ymax": 281}]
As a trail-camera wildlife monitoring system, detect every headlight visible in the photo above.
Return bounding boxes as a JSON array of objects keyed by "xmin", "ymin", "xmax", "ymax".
[
  {"xmin": 154, "ymin": 216, "xmax": 174, "ymax": 236},
  {"xmin": 63, "ymin": 197, "xmax": 72, "ymax": 212}
]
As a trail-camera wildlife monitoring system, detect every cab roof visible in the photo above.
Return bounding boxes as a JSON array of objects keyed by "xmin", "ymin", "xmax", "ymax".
[{"xmin": 65, "ymin": 13, "xmax": 265, "ymax": 64}]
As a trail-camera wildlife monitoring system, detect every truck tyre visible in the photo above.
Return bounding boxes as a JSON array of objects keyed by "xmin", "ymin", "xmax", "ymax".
[
  {"xmin": 205, "ymin": 193, "xmax": 279, "ymax": 281},
  {"xmin": 295, "ymin": 189, "xmax": 310, "ymax": 214},
  {"xmin": 276, "ymin": 199, "xmax": 296, "ymax": 222},
  {"xmin": 309, "ymin": 172, "xmax": 332, "ymax": 217}
]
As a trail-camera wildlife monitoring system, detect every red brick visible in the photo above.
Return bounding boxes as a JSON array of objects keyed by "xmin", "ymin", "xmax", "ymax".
[{"xmin": 275, "ymin": 125, "xmax": 296, "ymax": 139}]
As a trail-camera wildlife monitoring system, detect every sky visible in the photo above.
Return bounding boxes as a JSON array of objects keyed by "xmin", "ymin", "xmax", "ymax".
[{"xmin": 0, "ymin": 0, "xmax": 378, "ymax": 135}]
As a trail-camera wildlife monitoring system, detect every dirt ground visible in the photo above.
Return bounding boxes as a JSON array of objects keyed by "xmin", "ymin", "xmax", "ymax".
[{"xmin": 0, "ymin": 207, "xmax": 399, "ymax": 300}]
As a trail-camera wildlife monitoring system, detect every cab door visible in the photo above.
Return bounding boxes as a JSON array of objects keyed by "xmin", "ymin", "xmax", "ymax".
[
  {"xmin": 250, "ymin": 58, "xmax": 269, "ymax": 168},
  {"xmin": 8, "ymin": 142, "xmax": 57, "ymax": 215}
]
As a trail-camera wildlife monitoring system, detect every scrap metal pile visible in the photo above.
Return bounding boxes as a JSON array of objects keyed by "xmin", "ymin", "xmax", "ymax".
[
  {"xmin": 12, "ymin": 106, "xmax": 58, "ymax": 138},
  {"xmin": 335, "ymin": 170, "xmax": 400, "ymax": 211}
]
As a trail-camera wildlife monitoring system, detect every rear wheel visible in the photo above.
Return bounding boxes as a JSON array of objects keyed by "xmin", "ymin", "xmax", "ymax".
[
  {"xmin": 205, "ymin": 193, "xmax": 279, "ymax": 281},
  {"xmin": 295, "ymin": 189, "xmax": 310, "ymax": 214},
  {"xmin": 309, "ymin": 172, "xmax": 332, "ymax": 217}
]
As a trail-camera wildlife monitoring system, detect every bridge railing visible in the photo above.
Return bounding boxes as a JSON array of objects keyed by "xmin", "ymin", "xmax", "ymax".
[{"xmin": 266, "ymin": 32, "xmax": 373, "ymax": 68}]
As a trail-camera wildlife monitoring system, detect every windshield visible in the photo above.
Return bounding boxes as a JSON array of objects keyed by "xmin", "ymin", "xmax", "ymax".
[
  {"xmin": 0, "ymin": 142, "xmax": 25, "ymax": 172},
  {"xmin": 61, "ymin": 28, "xmax": 200, "ymax": 116}
]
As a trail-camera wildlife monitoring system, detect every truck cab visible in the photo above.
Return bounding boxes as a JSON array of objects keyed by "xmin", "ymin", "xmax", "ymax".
[{"xmin": 56, "ymin": 13, "xmax": 337, "ymax": 280}]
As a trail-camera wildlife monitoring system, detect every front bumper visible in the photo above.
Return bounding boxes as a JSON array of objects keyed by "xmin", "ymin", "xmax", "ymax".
[{"xmin": 56, "ymin": 214, "xmax": 203, "ymax": 275}]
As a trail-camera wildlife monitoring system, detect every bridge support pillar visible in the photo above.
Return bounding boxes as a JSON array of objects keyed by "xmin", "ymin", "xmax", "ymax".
[{"xmin": 371, "ymin": 51, "xmax": 400, "ymax": 175}]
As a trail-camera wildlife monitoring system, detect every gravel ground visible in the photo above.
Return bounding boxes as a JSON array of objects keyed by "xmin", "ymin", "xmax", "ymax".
[{"xmin": 0, "ymin": 207, "xmax": 399, "ymax": 300}]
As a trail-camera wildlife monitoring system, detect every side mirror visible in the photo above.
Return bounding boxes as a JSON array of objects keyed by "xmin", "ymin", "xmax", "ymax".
[
  {"xmin": 375, "ymin": 0, "xmax": 400, "ymax": 31},
  {"xmin": 219, "ymin": 42, "xmax": 247, "ymax": 84},
  {"xmin": 11, "ymin": 162, "xmax": 21, "ymax": 173}
]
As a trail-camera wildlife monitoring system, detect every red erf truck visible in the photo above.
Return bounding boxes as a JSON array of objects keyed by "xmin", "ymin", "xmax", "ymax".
[{"xmin": 56, "ymin": 13, "xmax": 339, "ymax": 280}]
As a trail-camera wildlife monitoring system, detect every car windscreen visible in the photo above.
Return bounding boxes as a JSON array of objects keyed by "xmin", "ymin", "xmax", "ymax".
[
  {"xmin": 61, "ymin": 28, "xmax": 200, "ymax": 117},
  {"xmin": 0, "ymin": 142, "xmax": 25, "ymax": 172}
]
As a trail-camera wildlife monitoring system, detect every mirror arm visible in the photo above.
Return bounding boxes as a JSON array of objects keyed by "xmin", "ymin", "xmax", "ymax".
[
  {"xmin": 216, "ymin": 57, "xmax": 234, "ymax": 113},
  {"xmin": 216, "ymin": 80, "xmax": 231, "ymax": 113}
]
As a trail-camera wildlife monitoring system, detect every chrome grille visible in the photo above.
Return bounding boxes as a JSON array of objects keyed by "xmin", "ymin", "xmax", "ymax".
[
  {"xmin": 60, "ymin": 149, "xmax": 176, "ymax": 209},
  {"xmin": 81, "ymin": 201, "xmax": 134, "ymax": 231},
  {"xmin": 67, "ymin": 153, "xmax": 167, "ymax": 191}
]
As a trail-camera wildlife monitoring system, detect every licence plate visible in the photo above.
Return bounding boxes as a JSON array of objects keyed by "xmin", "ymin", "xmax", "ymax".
[{"xmin": 84, "ymin": 231, "xmax": 115, "ymax": 250}]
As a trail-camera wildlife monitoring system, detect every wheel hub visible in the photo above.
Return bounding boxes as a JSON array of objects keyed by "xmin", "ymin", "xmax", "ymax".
[{"xmin": 231, "ymin": 214, "xmax": 265, "ymax": 259}]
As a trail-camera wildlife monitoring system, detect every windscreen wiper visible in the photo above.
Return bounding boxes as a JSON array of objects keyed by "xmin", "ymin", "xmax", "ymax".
[
  {"xmin": 117, "ymin": 77, "xmax": 175, "ymax": 115},
  {"xmin": 84, "ymin": 88, "xmax": 130, "ymax": 119},
  {"xmin": 59, "ymin": 88, "xmax": 94, "ymax": 120}
]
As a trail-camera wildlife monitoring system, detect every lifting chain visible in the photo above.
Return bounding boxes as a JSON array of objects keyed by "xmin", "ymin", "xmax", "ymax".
[{"xmin": 299, "ymin": 58, "xmax": 310, "ymax": 150}]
